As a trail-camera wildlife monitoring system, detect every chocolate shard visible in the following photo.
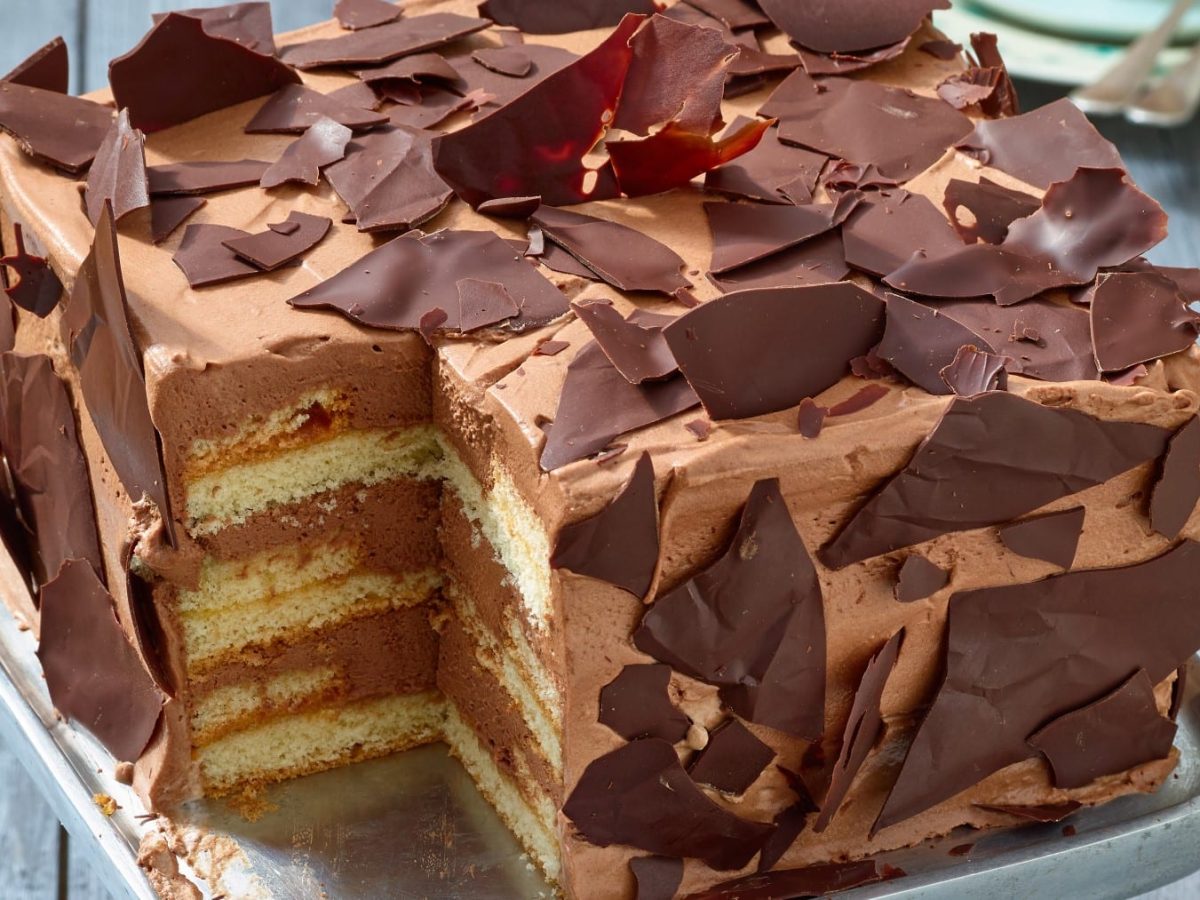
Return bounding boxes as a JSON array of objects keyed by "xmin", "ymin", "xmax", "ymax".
[
  {"xmin": 0, "ymin": 82, "xmax": 112, "ymax": 173},
  {"xmin": 152, "ymin": 3, "xmax": 277, "ymax": 56},
  {"xmin": 682, "ymin": 860, "xmax": 884, "ymax": 899},
  {"xmin": 532, "ymin": 207, "xmax": 690, "ymax": 295},
  {"xmin": 280, "ymin": 13, "xmax": 489, "ymax": 69},
  {"xmin": 110, "ymin": 13, "xmax": 299, "ymax": 133},
  {"xmin": 334, "ymin": 0, "xmax": 402, "ymax": 30},
  {"xmin": 822, "ymin": 392, "xmax": 1168, "ymax": 569},
  {"xmin": 261, "ymin": 117, "xmax": 353, "ymax": 188},
  {"xmin": 705, "ymin": 201, "xmax": 841, "ymax": 274},
  {"xmin": 683, "ymin": 0, "xmax": 769, "ymax": 30},
  {"xmin": 1150, "ymin": 416, "xmax": 1200, "ymax": 540},
  {"xmin": 815, "ymin": 630, "xmax": 904, "ymax": 832},
  {"xmin": 172, "ymin": 224, "xmax": 260, "ymax": 287},
  {"xmin": 796, "ymin": 398, "xmax": 827, "ymax": 439},
  {"xmin": 562, "ymin": 738, "xmax": 774, "ymax": 871},
  {"xmin": 876, "ymin": 541, "xmax": 1200, "ymax": 832},
  {"xmin": 1089, "ymin": 271, "xmax": 1200, "ymax": 373},
  {"xmin": 634, "ymin": 479, "xmax": 826, "ymax": 737},
  {"xmin": 687, "ymin": 718, "xmax": 776, "ymax": 795},
  {"xmin": 598, "ymin": 663, "xmax": 690, "ymax": 743},
  {"xmin": 756, "ymin": 794, "xmax": 816, "ymax": 874},
  {"xmin": 937, "ymin": 68, "xmax": 1001, "ymax": 111},
  {"xmin": 630, "ymin": 856, "xmax": 684, "ymax": 900},
  {"xmin": 1028, "ymin": 668, "xmax": 1177, "ymax": 789},
  {"xmin": 221, "ymin": 211, "xmax": 331, "ymax": 271},
  {"xmin": 291, "ymin": 229, "xmax": 566, "ymax": 334},
  {"xmin": 450, "ymin": 44, "xmax": 578, "ymax": 115},
  {"xmin": 794, "ymin": 36, "xmax": 910, "ymax": 77},
  {"xmin": 84, "ymin": 109, "xmax": 149, "ymax": 226},
  {"xmin": 957, "ymin": 98, "xmax": 1123, "ymax": 189},
  {"xmin": 455, "ymin": 279, "xmax": 520, "ymax": 331},
  {"xmin": 150, "ymin": 197, "xmax": 205, "ymax": 244},
  {"xmin": 472, "ymin": 47, "xmax": 532, "ymax": 77},
  {"xmin": 920, "ymin": 39, "xmax": 962, "ymax": 61},
  {"xmin": 876, "ymin": 293, "xmax": 992, "ymax": 396},
  {"xmin": 976, "ymin": 801, "xmax": 1082, "ymax": 823},
  {"xmin": 707, "ymin": 230, "xmax": 849, "ymax": 294},
  {"xmin": 704, "ymin": 121, "xmax": 826, "ymax": 205},
  {"xmin": 969, "ymin": 32, "xmax": 1019, "ymax": 117},
  {"xmin": 942, "ymin": 177, "xmax": 1038, "ymax": 245},
  {"xmin": 37, "ymin": 559, "xmax": 165, "ymax": 762},
  {"xmin": 245, "ymin": 84, "xmax": 387, "ymax": 134},
  {"xmin": 571, "ymin": 301, "xmax": 678, "ymax": 385},
  {"xmin": 0, "ymin": 353, "xmax": 104, "ymax": 588},
  {"xmin": 758, "ymin": 0, "xmax": 948, "ymax": 53},
  {"xmin": 147, "ymin": 159, "xmax": 272, "ymax": 196},
  {"xmin": 477, "ymin": 196, "xmax": 541, "ymax": 218},
  {"xmin": 479, "ymin": 0, "xmax": 656, "ymax": 34},
  {"xmin": 1, "ymin": 36, "xmax": 69, "ymax": 93},
  {"xmin": 551, "ymin": 451, "xmax": 659, "ymax": 596},
  {"xmin": 938, "ymin": 344, "xmax": 1009, "ymax": 396},
  {"xmin": 895, "ymin": 555, "xmax": 948, "ymax": 603},
  {"xmin": 664, "ymin": 284, "xmax": 886, "ymax": 421},
  {"xmin": 999, "ymin": 506, "xmax": 1085, "ymax": 569},
  {"xmin": 841, "ymin": 191, "xmax": 964, "ymax": 278},
  {"xmin": 0, "ymin": 223, "xmax": 63, "ymax": 317}
]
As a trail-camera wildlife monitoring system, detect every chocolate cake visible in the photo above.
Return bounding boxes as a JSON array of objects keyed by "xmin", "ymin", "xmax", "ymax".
[{"xmin": 1, "ymin": 1, "xmax": 1199, "ymax": 897}]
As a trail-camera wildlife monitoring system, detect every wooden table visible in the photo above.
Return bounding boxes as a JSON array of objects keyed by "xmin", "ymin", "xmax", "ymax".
[{"xmin": 0, "ymin": 3, "xmax": 1198, "ymax": 897}]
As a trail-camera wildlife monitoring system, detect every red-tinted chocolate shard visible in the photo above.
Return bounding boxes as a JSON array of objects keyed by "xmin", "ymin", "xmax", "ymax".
[
  {"xmin": 683, "ymin": 860, "xmax": 884, "ymax": 899},
  {"xmin": 291, "ymin": 229, "xmax": 566, "ymax": 334},
  {"xmin": 688, "ymin": 719, "xmax": 776, "ymax": 795},
  {"xmin": 38, "ymin": 560, "xmax": 164, "ymax": 761},
  {"xmin": 1030, "ymin": 668, "xmax": 1177, "ymax": 789},
  {"xmin": 895, "ymin": 555, "xmax": 948, "ymax": 602},
  {"xmin": 957, "ymin": 98, "xmax": 1123, "ymax": 189},
  {"xmin": 684, "ymin": 0, "xmax": 769, "ymax": 29},
  {"xmin": 532, "ymin": 207, "xmax": 689, "ymax": 295},
  {"xmin": 172, "ymin": 224, "xmax": 260, "ymax": 287},
  {"xmin": 245, "ymin": 84, "xmax": 387, "ymax": 134},
  {"xmin": 1150, "ymin": 416, "xmax": 1200, "ymax": 540},
  {"xmin": 1, "ymin": 36, "xmax": 69, "ymax": 93},
  {"xmin": 153, "ymin": 3, "xmax": 277, "ymax": 56},
  {"xmin": 261, "ymin": 117, "xmax": 352, "ymax": 188},
  {"xmin": 354, "ymin": 52, "xmax": 463, "ymax": 88},
  {"xmin": 608, "ymin": 118, "xmax": 771, "ymax": 199},
  {"xmin": 942, "ymin": 177, "xmax": 1038, "ymax": 245},
  {"xmin": 707, "ymin": 230, "xmax": 849, "ymax": 294},
  {"xmin": 822, "ymin": 392, "xmax": 1167, "ymax": 569},
  {"xmin": 280, "ymin": 13, "xmax": 489, "ymax": 69},
  {"xmin": 571, "ymin": 301, "xmax": 678, "ymax": 385},
  {"xmin": 472, "ymin": 47, "xmax": 532, "ymax": 77},
  {"xmin": 797, "ymin": 398, "xmax": 827, "ymax": 439},
  {"xmin": 479, "ymin": 0, "xmax": 656, "ymax": 33},
  {"xmin": 1089, "ymin": 272, "xmax": 1200, "ymax": 373},
  {"xmin": 815, "ymin": 630, "xmax": 904, "ymax": 831},
  {"xmin": 939, "ymin": 344, "xmax": 1009, "ymax": 396},
  {"xmin": 110, "ymin": 13, "xmax": 299, "ymax": 133},
  {"xmin": 634, "ymin": 479, "xmax": 826, "ymax": 737},
  {"xmin": 704, "ymin": 121, "xmax": 826, "ymax": 205},
  {"xmin": 147, "ymin": 159, "xmax": 272, "ymax": 195},
  {"xmin": 477, "ymin": 196, "xmax": 541, "ymax": 218},
  {"xmin": 0, "ymin": 224, "xmax": 63, "ymax": 317},
  {"xmin": 876, "ymin": 541, "xmax": 1200, "ymax": 832},
  {"xmin": 706, "ymin": 201, "xmax": 841, "ymax": 274},
  {"xmin": 222, "ymin": 211, "xmax": 331, "ymax": 271},
  {"xmin": 334, "ymin": 0, "xmax": 402, "ymax": 30},
  {"xmin": 630, "ymin": 856, "xmax": 684, "ymax": 900},
  {"xmin": 0, "ymin": 82, "xmax": 112, "ymax": 173},
  {"xmin": 828, "ymin": 383, "xmax": 889, "ymax": 417},
  {"xmin": 795, "ymin": 37, "xmax": 910, "ymax": 77},
  {"xmin": 758, "ymin": 0, "xmax": 947, "ymax": 53},
  {"xmin": 0, "ymin": 353, "xmax": 104, "ymax": 588},
  {"xmin": 84, "ymin": 109, "xmax": 149, "ymax": 226},
  {"xmin": 920, "ymin": 39, "xmax": 962, "ymax": 60},
  {"xmin": 150, "ymin": 196, "xmax": 205, "ymax": 244},
  {"xmin": 842, "ymin": 191, "xmax": 964, "ymax": 278},
  {"xmin": 876, "ymin": 294, "xmax": 992, "ymax": 396},
  {"xmin": 597, "ymin": 663, "xmax": 689, "ymax": 742},
  {"xmin": 977, "ymin": 801, "xmax": 1082, "ymax": 823},
  {"xmin": 665, "ymin": 284, "xmax": 885, "ymax": 420},
  {"xmin": 562, "ymin": 738, "xmax": 774, "ymax": 870},
  {"xmin": 999, "ymin": 506, "xmax": 1086, "ymax": 569},
  {"xmin": 455, "ymin": 279, "xmax": 520, "ymax": 331}
]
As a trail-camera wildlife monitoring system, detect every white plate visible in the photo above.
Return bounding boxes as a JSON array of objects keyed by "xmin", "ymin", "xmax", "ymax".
[{"xmin": 970, "ymin": 0, "xmax": 1200, "ymax": 44}]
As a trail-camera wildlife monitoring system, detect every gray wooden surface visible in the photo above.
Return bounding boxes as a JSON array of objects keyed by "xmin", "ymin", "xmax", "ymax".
[{"xmin": 0, "ymin": 2, "xmax": 1198, "ymax": 898}]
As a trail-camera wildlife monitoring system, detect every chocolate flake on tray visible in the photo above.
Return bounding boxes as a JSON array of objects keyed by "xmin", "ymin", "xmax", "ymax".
[
  {"xmin": 1150, "ymin": 416, "xmax": 1200, "ymax": 539},
  {"xmin": 245, "ymin": 84, "xmax": 387, "ymax": 133},
  {"xmin": 173, "ymin": 224, "xmax": 260, "ymax": 287},
  {"xmin": 705, "ymin": 201, "xmax": 842, "ymax": 274},
  {"xmin": 634, "ymin": 479, "xmax": 826, "ymax": 737},
  {"xmin": 942, "ymin": 177, "xmax": 1038, "ymax": 245},
  {"xmin": 758, "ymin": 0, "xmax": 947, "ymax": 53},
  {"xmin": 938, "ymin": 344, "xmax": 1009, "ymax": 396},
  {"xmin": 479, "ymin": 0, "xmax": 657, "ymax": 34},
  {"xmin": 895, "ymin": 555, "xmax": 948, "ymax": 602},
  {"xmin": 998, "ymin": 506, "xmax": 1085, "ymax": 569},
  {"xmin": 598, "ymin": 663, "xmax": 690, "ymax": 743},
  {"xmin": 152, "ymin": 3, "xmax": 278, "ymax": 56},
  {"xmin": 150, "ymin": 196, "xmax": 205, "ymax": 244},
  {"xmin": 261, "ymin": 117, "xmax": 353, "ymax": 188},
  {"xmin": 630, "ymin": 855, "xmax": 684, "ymax": 900},
  {"xmin": 876, "ymin": 293, "xmax": 993, "ymax": 396},
  {"xmin": 682, "ymin": 859, "xmax": 885, "ymax": 899},
  {"xmin": 704, "ymin": 121, "xmax": 827, "ymax": 205},
  {"xmin": 1, "ymin": 36, "xmax": 69, "ymax": 94},
  {"xmin": 1088, "ymin": 271, "xmax": 1200, "ymax": 373},
  {"xmin": 84, "ymin": 109, "xmax": 150, "ymax": 226},
  {"xmin": 842, "ymin": 191, "xmax": 964, "ymax": 278},
  {"xmin": 147, "ymin": 159, "xmax": 273, "ymax": 195},
  {"xmin": 0, "ymin": 224, "xmax": 63, "ymax": 317},
  {"xmin": 687, "ymin": 718, "xmax": 776, "ymax": 795},
  {"xmin": 877, "ymin": 540, "xmax": 1200, "ymax": 832},
  {"xmin": 334, "ymin": 0, "xmax": 403, "ymax": 31},
  {"xmin": 0, "ymin": 81, "xmax": 112, "ymax": 173},
  {"xmin": 280, "ymin": 13, "xmax": 490, "ymax": 69},
  {"xmin": 822, "ymin": 392, "xmax": 1167, "ymax": 569},
  {"xmin": 222, "ymin": 211, "xmax": 331, "ymax": 271},
  {"xmin": 571, "ymin": 301, "xmax": 678, "ymax": 384}
]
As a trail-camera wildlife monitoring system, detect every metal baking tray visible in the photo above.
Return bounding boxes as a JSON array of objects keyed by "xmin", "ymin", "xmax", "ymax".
[{"xmin": 1, "ymin": 583, "xmax": 1198, "ymax": 900}]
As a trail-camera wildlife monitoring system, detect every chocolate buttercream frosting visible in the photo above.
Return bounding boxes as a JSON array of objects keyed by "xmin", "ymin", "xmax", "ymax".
[
  {"xmin": 630, "ymin": 855, "xmax": 684, "ymax": 900},
  {"xmin": 598, "ymin": 663, "xmax": 690, "ymax": 743}
]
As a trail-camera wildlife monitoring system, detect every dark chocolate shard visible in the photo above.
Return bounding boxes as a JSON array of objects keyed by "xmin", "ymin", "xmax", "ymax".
[
  {"xmin": 939, "ymin": 344, "xmax": 1009, "ymax": 396},
  {"xmin": 449, "ymin": 44, "xmax": 578, "ymax": 116},
  {"xmin": 664, "ymin": 284, "xmax": 886, "ymax": 420},
  {"xmin": 999, "ymin": 506, "xmax": 1085, "ymax": 569},
  {"xmin": 479, "ymin": 0, "xmax": 656, "ymax": 34},
  {"xmin": 571, "ymin": 301, "xmax": 678, "ymax": 385},
  {"xmin": 704, "ymin": 121, "xmax": 826, "ymax": 205},
  {"xmin": 245, "ymin": 84, "xmax": 387, "ymax": 134},
  {"xmin": 536, "ymin": 241, "xmax": 602, "ymax": 281},
  {"xmin": 822, "ymin": 392, "xmax": 1167, "ymax": 569},
  {"xmin": 794, "ymin": 37, "xmax": 910, "ymax": 77},
  {"xmin": 687, "ymin": 718, "xmax": 776, "ymax": 795},
  {"xmin": 630, "ymin": 856, "xmax": 684, "ymax": 900},
  {"xmin": 957, "ymin": 98, "xmax": 1123, "ymax": 189},
  {"xmin": 472, "ymin": 47, "xmax": 532, "ymax": 77},
  {"xmin": 455, "ymin": 279, "xmax": 520, "ymax": 331},
  {"xmin": 150, "ymin": 196, "xmax": 205, "ymax": 244},
  {"xmin": 334, "ymin": 0, "xmax": 402, "ymax": 30},
  {"xmin": 937, "ymin": 68, "xmax": 1001, "ymax": 111},
  {"xmin": 1, "ymin": 36, "xmax": 69, "ymax": 93},
  {"xmin": 110, "ymin": 13, "xmax": 299, "ymax": 133},
  {"xmin": 326, "ymin": 80, "xmax": 385, "ymax": 111},
  {"xmin": 280, "ymin": 13, "xmax": 489, "ymax": 69},
  {"xmin": 634, "ymin": 479, "xmax": 826, "ymax": 737},
  {"xmin": 976, "ymin": 801, "xmax": 1082, "ymax": 823},
  {"xmin": 477, "ymin": 196, "xmax": 541, "ymax": 218},
  {"xmin": 895, "ymin": 555, "xmax": 948, "ymax": 603},
  {"xmin": 562, "ymin": 738, "xmax": 774, "ymax": 871},
  {"xmin": 682, "ymin": 860, "xmax": 884, "ymax": 899},
  {"xmin": 876, "ymin": 293, "xmax": 991, "ymax": 396},
  {"xmin": 153, "ymin": 3, "xmax": 277, "ymax": 56},
  {"xmin": 38, "ymin": 560, "xmax": 164, "ymax": 761},
  {"xmin": 1158, "ymin": 265, "xmax": 1200, "ymax": 302},
  {"xmin": 125, "ymin": 563, "xmax": 176, "ymax": 698},
  {"xmin": 353, "ymin": 52, "xmax": 463, "ymax": 88},
  {"xmin": 942, "ymin": 177, "xmax": 1038, "ymax": 245},
  {"xmin": 841, "ymin": 191, "xmax": 964, "ymax": 278},
  {"xmin": 822, "ymin": 160, "xmax": 898, "ymax": 195},
  {"xmin": 0, "ymin": 82, "xmax": 112, "ymax": 173},
  {"xmin": 84, "ymin": 109, "xmax": 149, "ymax": 226},
  {"xmin": 261, "ymin": 117, "xmax": 353, "ymax": 188},
  {"xmin": 1150, "ymin": 416, "xmax": 1200, "ymax": 540},
  {"xmin": 920, "ymin": 39, "xmax": 962, "ymax": 60},
  {"xmin": 291, "ymin": 229, "xmax": 566, "ymax": 333},
  {"xmin": 705, "ymin": 201, "xmax": 841, "ymax": 274},
  {"xmin": 598, "ymin": 663, "xmax": 689, "ymax": 743},
  {"xmin": 0, "ymin": 352, "xmax": 104, "ymax": 588},
  {"xmin": 756, "ymin": 798, "xmax": 815, "ymax": 874},
  {"xmin": 707, "ymin": 230, "xmax": 849, "ymax": 294},
  {"xmin": 0, "ymin": 224, "xmax": 63, "ymax": 317},
  {"xmin": 1089, "ymin": 272, "xmax": 1200, "ymax": 373},
  {"xmin": 815, "ymin": 629, "xmax": 904, "ymax": 832},
  {"xmin": 1029, "ymin": 668, "xmax": 1176, "ymax": 790},
  {"xmin": 147, "ymin": 159, "xmax": 272, "ymax": 196},
  {"xmin": 877, "ymin": 541, "xmax": 1200, "ymax": 832},
  {"xmin": 969, "ymin": 32, "xmax": 1019, "ymax": 118},
  {"xmin": 222, "ymin": 211, "xmax": 331, "ymax": 271},
  {"xmin": 532, "ymin": 207, "xmax": 690, "ymax": 295},
  {"xmin": 172, "ymin": 224, "xmax": 259, "ymax": 287},
  {"xmin": 796, "ymin": 398, "xmax": 827, "ymax": 439},
  {"xmin": 682, "ymin": 0, "xmax": 768, "ymax": 29},
  {"xmin": 551, "ymin": 451, "xmax": 659, "ymax": 596},
  {"xmin": 758, "ymin": 0, "xmax": 948, "ymax": 53}
]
